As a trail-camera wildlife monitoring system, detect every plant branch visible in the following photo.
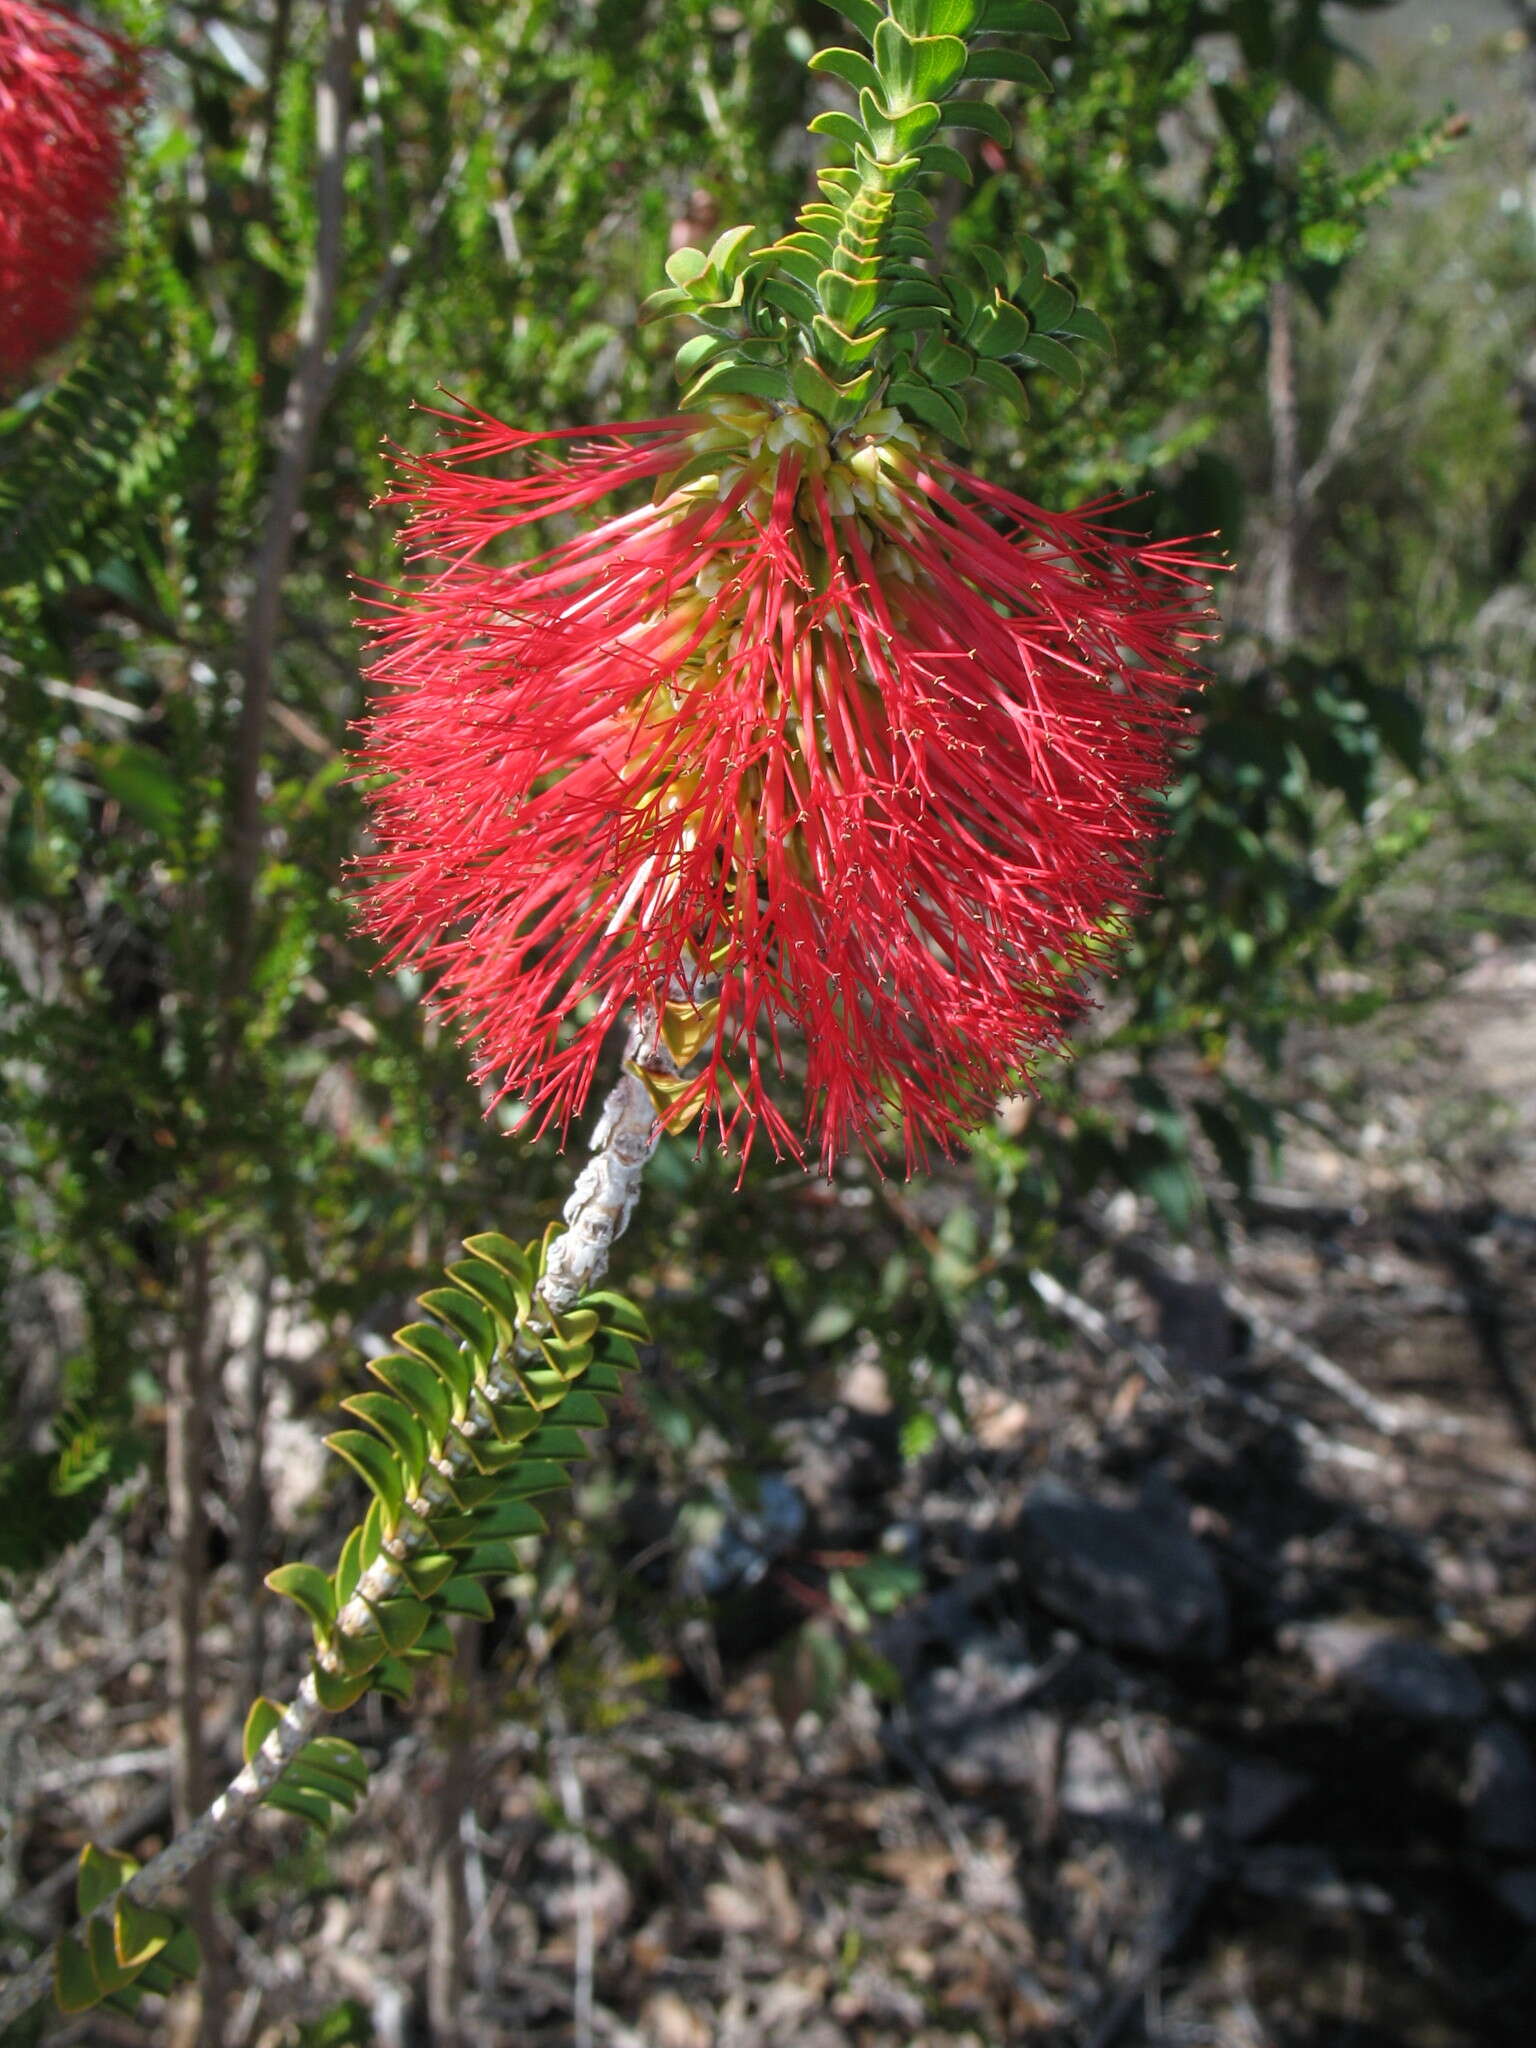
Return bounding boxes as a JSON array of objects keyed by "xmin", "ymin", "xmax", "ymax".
[
  {"xmin": 0, "ymin": 1021, "xmax": 670, "ymax": 2031},
  {"xmin": 225, "ymin": 0, "xmax": 365, "ymax": 1015}
]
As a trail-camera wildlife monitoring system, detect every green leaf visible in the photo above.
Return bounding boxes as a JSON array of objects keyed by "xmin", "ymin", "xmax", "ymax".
[
  {"xmin": 939, "ymin": 98, "xmax": 1012, "ymax": 148},
  {"xmin": 368, "ymin": 1354, "xmax": 452, "ymax": 1444},
  {"xmin": 873, "ymin": 20, "xmax": 967, "ymax": 106},
  {"xmin": 918, "ymin": 141, "xmax": 973, "ymax": 182},
  {"xmin": 546, "ymin": 1388, "xmax": 608, "ymax": 1426},
  {"xmin": 684, "ymin": 359, "xmax": 793, "ymax": 407},
  {"xmin": 969, "ymin": 356, "xmax": 1029, "ymax": 414},
  {"xmin": 497, "ymin": 1459, "xmax": 572, "ymax": 1498},
  {"xmin": 595, "ymin": 1331, "xmax": 642, "ymax": 1371},
  {"xmin": 858, "ymin": 87, "xmax": 940, "ymax": 156},
  {"xmin": 458, "ymin": 1537, "xmax": 540, "ymax": 1579},
  {"xmin": 921, "ymin": 336, "xmax": 974, "ymax": 386},
  {"xmin": 1024, "ymin": 273, "xmax": 1075, "ymax": 329},
  {"xmin": 478, "ymin": 1393, "xmax": 544, "ymax": 1445},
  {"xmin": 886, "ymin": 374, "xmax": 968, "ymax": 441},
  {"xmin": 812, "ymin": 313, "xmax": 887, "ymax": 371},
  {"xmin": 675, "ymin": 333, "xmax": 730, "ymax": 379},
  {"xmin": 461, "ymin": 1232, "xmax": 535, "ymax": 1289},
  {"xmin": 89, "ymin": 743, "xmax": 182, "ymax": 837},
  {"xmin": 85, "ymin": 1917, "xmax": 140, "ymax": 1997},
  {"xmin": 364, "ymin": 1596, "xmax": 431, "ymax": 1654},
  {"xmin": 446, "ymin": 1256, "xmax": 527, "ymax": 1334},
  {"xmin": 371, "ymin": 1657, "xmax": 416, "ymax": 1702},
  {"xmin": 809, "ymin": 45, "xmax": 882, "ymax": 98},
  {"xmin": 893, "ymin": 0, "xmax": 978, "ymax": 31},
  {"xmin": 829, "ymin": 0, "xmax": 882, "ymax": 38},
  {"xmin": 77, "ymin": 1844, "xmax": 137, "ymax": 1915},
  {"xmin": 807, "ymin": 108, "xmax": 868, "ymax": 156},
  {"xmin": 134, "ymin": 1920, "xmax": 200, "ymax": 1995},
  {"xmin": 706, "ymin": 224, "xmax": 758, "ymax": 275},
  {"xmin": 664, "ymin": 245, "xmax": 709, "ymax": 288},
  {"xmin": 406, "ymin": 1615, "xmax": 457, "ymax": 1661},
  {"xmin": 434, "ymin": 1465, "xmax": 500, "ymax": 1509},
  {"xmin": 581, "ymin": 1290, "xmax": 651, "ymax": 1341},
  {"xmin": 341, "ymin": 1391, "xmax": 428, "ymax": 1475},
  {"xmin": 418, "ymin": 1288, "xmax": 496, "ymax": 1365},
  {"xmin": 324, "ymin": 1430, "xmax": 406, "ymax": 1527},
  {"xmin": 55, "ymin": 1932, "xmax": 104, "ymax": 2014},
  {"xmin": 400, "ymin": 1550, "xmax": 458, "ymax": 1598},
  {"xmin": 549, "ymin": 1305, "xmax": 601, "ymax": 1348},
  {"xmin": 1015, "ymin": 331, "xmax": 1083, "ymax": 387},
  {"xmin": 265, "ymin": 1782, "xmax": 337, "ymax": 1832},
  {"xmin": 964, "ymin": 47, "xmax": 1051, "ymax": 89},
  {"xmin": 438, "ymin": 1575, "xmax": 495, "ymax": 1621},
  {"xmin": 242, "ymin": 1696, "xmax": 285, "ymax": 1765},
  {"xmin": 970, "ymin": 298, "xmax": 1031, "ymax": 356},
  {"xmin": 584, "ymin": 1362, "xmax": 627, "ymax": 1395},
  {"xmin": 113, "ymin": 1896, "xmax": 174, "ymax": 1970},
  {"xmin": 982, "ymin": 0, "xmax": 1067, "ymax": 33},
  {"xmin": 640, "ymin": 285, "xmax": 692, "ymax": 323},
  {"xmin": 286, "ymin": 1755, "xmax": 364, "ymax": 1813},
  {"xmin": 394, "ymin": 1322, "xmax": 474, "ymax": 1416},
  {"xmin": 457, "ymin": 1427, "xmax": 534, "ymax": 1476},
  {"xmin": 819, "ymin": 269, "xmax": 882, "ymax": 328},
  {"xmin": 266, "ymin": 1556, "xmax": 342, "ymax": 1638},
  {"xmin": 526, "ymin": 1425, "xmax": 593, "ymax": 1459},
  {"xmin": 459, "ymin": 1498, "xmax": 549, "ymax": 1543},
  {"xmin": 1057, "ymin": 303, "xmax": 1113, "ymax": 350},
  {"xmin": 305, "ymin": 1737, "xmax": 369, "ymax": 1794},
  {"xmin": 533, "ymin": 1332, "xmax": 593, "ymax": 1379},
  {"xmin": 313, "ymin": 1664, "xmax": 374, "ymax": 1712},
  {"xmin": 334, "ymin": 1622, "xmax": 387, "ymax": 1675},
  {"xmin": 333, "ymin": 1525, "xmax": 366, "ymax": 1606},
  {"xmin": 792, "ymin": 355, "xmax": 876, "ymax": 425}
]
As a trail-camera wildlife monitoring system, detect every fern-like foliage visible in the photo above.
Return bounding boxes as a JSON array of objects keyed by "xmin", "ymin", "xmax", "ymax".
[{"xmin": 0, "ymin": 310, "xmax": 176, "ymax": 594}]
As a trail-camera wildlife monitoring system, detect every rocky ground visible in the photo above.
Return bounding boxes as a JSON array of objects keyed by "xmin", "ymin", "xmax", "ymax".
[{"xmin": 2, "ymin": 947, "xmax": 1533, "ymax": 2047}]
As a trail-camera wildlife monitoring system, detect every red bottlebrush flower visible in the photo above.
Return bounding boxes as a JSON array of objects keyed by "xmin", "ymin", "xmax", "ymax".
[
  {"xmin": 359, "ymin": 400, "xmax": 1216, "ymax": 1171},
  {"xmin": 0, "ymin": 0, "xmax": 140, "ymax": 384}
]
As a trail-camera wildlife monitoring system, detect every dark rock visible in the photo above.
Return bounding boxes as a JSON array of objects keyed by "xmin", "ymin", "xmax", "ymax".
[
  {"xmin": 1014, "ymin": 1483, "xmax": 1229, "ymax": 1662},
  {"xmin": 1492, "ymin": 1868, "xmax": 1536, "ymax": 1926},
  {"xmin": 1223, "ymin": 1758, "xmax": 1313, "ymax": 1843},
  {"xmin": 1465, "ymin": 1722, "xmax": 1536, "ymax": 1854},
  {"xmin": 1293, "ymin": 1620, "xmax": 1488, "ymax": 1723},
  {"xmin": 1239, "ymin": 1845, "xmax": 1391, "ymax": 1915}
]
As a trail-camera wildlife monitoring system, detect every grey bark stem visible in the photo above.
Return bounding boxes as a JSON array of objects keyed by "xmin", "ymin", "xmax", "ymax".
[
  {"xmin": 1265, "ymin": 272, "xmax": 1301, "ymax": 647},
  {"xmin": 165, "ymin": 1237, "xmax": 224, "ymax": 2046},
  {"xmin": 0, "ymin": 1033, "xmax": 665, "ymax": 2032},
  {"xmin": 225, "ymin": 0, "xmax": 365, "ymax": 1013}
]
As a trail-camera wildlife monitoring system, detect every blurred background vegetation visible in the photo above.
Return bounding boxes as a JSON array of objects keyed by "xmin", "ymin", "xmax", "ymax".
[{"xmin": 3, "ymin": 2, "xmax": 1534, "ymax": 2043}]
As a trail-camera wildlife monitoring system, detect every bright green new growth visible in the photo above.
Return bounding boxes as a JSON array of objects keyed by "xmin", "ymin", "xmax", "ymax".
[
  {"xmin": 647, "ymin": 0, "xmax": 1109, "ymax": 440},
  {"xmin": 53, "ymin": 1230, "xmax": 648, "ymax": 2018}
]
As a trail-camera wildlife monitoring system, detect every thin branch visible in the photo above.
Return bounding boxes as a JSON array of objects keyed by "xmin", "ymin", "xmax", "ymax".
[
  {"xmin": 225, "ymin": 0, "xmax": 366, "ymax": 1014},
  {"xmin": 543, "ymin": 1678, "xmax": 597, "ymax": 2048},
  {"xmin": 0, "ymin": 1023, "xmax": 669, "ymax": 2031},
  {"xmin": 1265, "ymin": 273, "xmax": 1301, "ymax": 645},
  {"xmin": 1299, "ymin": 317, "xmax": 1394, "ymax": 506}
]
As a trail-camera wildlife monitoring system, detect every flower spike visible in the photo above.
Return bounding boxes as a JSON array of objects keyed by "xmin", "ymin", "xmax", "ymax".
[
  {"xmin": 0, "ymin": 1, "xmax": 141, "ymax": 384},
  {"xmin": 359, "ymin": 2, "xmax": 1222, "ymax": 1171}
]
